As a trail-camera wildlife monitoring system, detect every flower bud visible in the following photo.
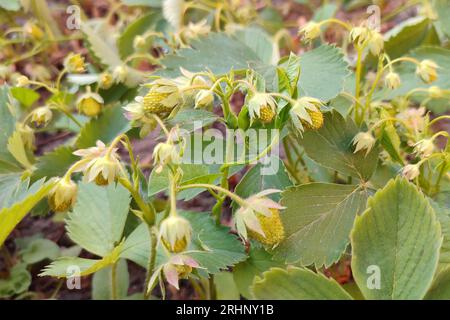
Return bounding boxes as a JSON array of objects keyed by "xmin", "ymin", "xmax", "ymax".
[
  {"xmin": 414, "ymin": 139, "xmax": 434, "ymax": 158},
  {"xmin": 385, "ymin": 72, "xmax": 401, "ymax": 90},
  {"xmin": 416, "ymin": 59, "xmax": 438, "ymax": 84},
  {"xmin": 298, "ymin": 22, "xmax": 321, "ymax": 43},
  {"xmin": 368, "ymin": 31, "xmax": 384, "ymax": 56},
  {"xmin": 29, "ymin": 64, "xmax": 52, "ymax": 82},
  {"xmin": 87, "ymin": 156, "xmax": 122, "ymax": 186},
  {"xmin": 153, "ymin": 142, "xmax": 180, "ymax": 173},
  {"xmin": 133, "ymin": 35, "xmax": 147, "ymax": 51},
  {"xmin": 194, "ymin": 90, "xmax": 214, "ymax": 108},
  {"xmin": 349, "ymin": 26, "xmax": 370, "ymax": 46},
  {"xmin": 112, "ymin": 66, "xmax": 128, "ymax": 83},
  {"xmin": 77, "ymin": 91, "xmax": 104, "ymax": 117},
  {"xmin": 64, "ymin": 53, "xmax": 86, "ymax": 74},
  {"xmin": 16, "ymin": 75, "xmax": 30, "ymax": 87},
  {"xmin": 0, "ymin": 65, "xmax": 12, "ymax": 80},
  {"xmin": 181, "ymin": 20, "xmax": 210, "ymax": 41},
  {"xmin": 98, "ymin": 72, "xmax": 113, "ymax": 90},
  {"xmin": 428, "ymin": 86, "xmax": 443, "ymax": 99},
  {"xmin": 402, "ymin": 164, "xmax": 420, "ymax": 180},
  {"xmin": 30, "ymin": 106, "xmax": 52, "ymax": 128},
  {"xmin": 48, "ymin": 178, "xmax": 78, "ymax": 212},
  {"xmin": 23, "ymin": 21, "xmax": 44, "ymax": 40},
  {"xmin": 159, "ymin": 215, "xmax": 192, "ymax": 253}
]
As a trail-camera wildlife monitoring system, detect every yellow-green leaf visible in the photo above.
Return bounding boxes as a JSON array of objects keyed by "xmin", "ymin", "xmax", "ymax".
[
  {"xmin": 0, "ymin": 179, "xmax": 56, "ymax": 246},
  {"xmin": 7, "ymin": 130, "xmax": 33, "ymax": 169}
]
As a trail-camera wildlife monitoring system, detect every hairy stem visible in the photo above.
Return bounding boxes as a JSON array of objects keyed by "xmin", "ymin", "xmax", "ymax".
[{"xmin": 143, "ymin": 227, "xmax": 158, "ymax": 300}]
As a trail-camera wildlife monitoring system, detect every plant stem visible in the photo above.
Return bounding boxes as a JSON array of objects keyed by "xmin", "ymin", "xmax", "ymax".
[
  {"xmin": 54, "ymin": 104, "xmax": 82, "ymax": 128},
  {"xmin": 208, "ymin": 275, "xmax": 216, "ymax": 300},
  {"xmin": 111, "ymin": 262, "xmax": 118, "ymax": 300},
  {"xmin": 365, "ymin": 55, "xmax": 384, "ymax": 116},
  {"xmin": 428, "ymin": 115, "xmax": 450, "ymax": 128},
  {"xmin": 434, "ymin": 161, "xmax": 447, "ymax": 194},
  {"xmin": 179, "ymin": 183, "xmax": 247, "ymax": 206},
  {"xmin": 50, "ymin": 279, "xmax": 64, "ymax": 299},
  {"xmin": 143, "ymin": 227, "xmax": 158, "ymax": 300},
  {"xmin": 118, "ymin": 177, "xmax": 155, "ymax": 225},
  {"xmin": 354, "ymin": 46, "xmax": 364, "ymax": 125}
]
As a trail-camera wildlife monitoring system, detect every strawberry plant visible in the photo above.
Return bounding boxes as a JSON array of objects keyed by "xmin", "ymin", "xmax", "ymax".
[{"xmin": 0, "ymin": 0, "xmax": 449, "ymax": 300}]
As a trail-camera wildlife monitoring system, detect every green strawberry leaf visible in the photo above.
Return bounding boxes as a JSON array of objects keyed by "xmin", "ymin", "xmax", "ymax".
[
  {"xmin": 0, "ymin": 178, "xmax": 56, "ymax": 246},
  {"xmin": 76, "ymin": 105, "xmax": 131, "ymax": 148},
  {"xmin": 299, "ymin": 110, "xmax": 379, "ymax": 181},
  {"xmin": 251, "ymin": 267, "xmax": 352, "ymax": 300},
  {"xmin": 66, "ymin": 183, "xmax": 131, "ymax": 257},
  {"xmin": 273, "ymin": 183, "xmax": 368, "ymax": 267},
  {"xmin": 351, "ymin": 178, "xmax": 441, "ymax": 299}
]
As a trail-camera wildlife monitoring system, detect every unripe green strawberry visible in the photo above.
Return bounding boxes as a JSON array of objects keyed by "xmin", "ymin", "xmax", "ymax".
[
  {"xmin": 162, "ymin": 237, "xmax": 188, "ymax": 253},
  {"xmin": 159, "ymin": 215, "xmax": 191, "ymax": 253},
  {"xmin": 302, "ymin": 109, "xmax": 324, "ymax": 130},
  {"xmin": 143, "ymin": 91, "xmax": 173, "ymax": 115},
  {"xmin": 248, "ymin": 208, "xmax": 285, "ymax": 246},
  {"xmin": 94, "ymin": 173, "xmax": 109, "ymax": 186},
  {"xmin": 79, "ymin": 97, "xmax": 103, "ymax": 117},
  {"xmin": 48, "ymin": 178, "xmax": 78, "ymax": 212},
  {"xmin": 259, "ymin": 105, "xmax": 276, "ymax": 124}
]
